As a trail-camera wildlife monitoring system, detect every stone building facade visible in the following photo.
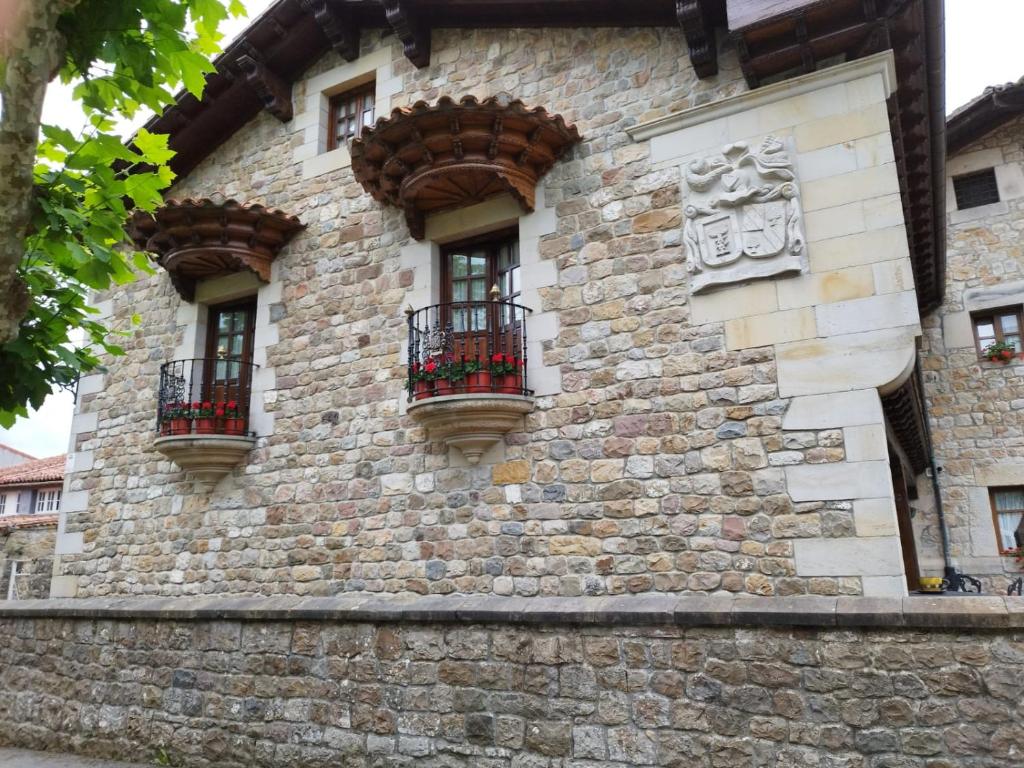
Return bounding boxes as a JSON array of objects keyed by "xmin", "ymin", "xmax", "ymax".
[
  {"xmin": 49, "ymin": 1, "xmax": 946, "ymax": 602},
  {"xmin": 916, "ymin": 82, "xmax": 1024, "ymax": 592},
  {"xmin": 0, "ymin": 454, "xmax": 64, "ymax": 599}
]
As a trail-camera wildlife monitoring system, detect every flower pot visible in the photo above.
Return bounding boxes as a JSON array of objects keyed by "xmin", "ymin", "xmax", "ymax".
[
  {"xmin": 160, "ymin": 421, "xmax": 171, "ymax": 435},
  {"xmin": 435, "ymin": 377, "xmax": 453, "ymax": 396},
  {"xmin": 222, "ymin": 417, "xmax": 246, "ymax": 436},
  {"xmin": 498, "ymin": 373, "xmax": 522, "ymax": 395},
  {"xmin": 466, "ymin": 370, "xmax": 491, "ymax": 393},
  {"xmin": 413, "ymin": 379, "xmax": 432, "ymax": 400},
  {"xmin": 170, "ymin": 418, "xmax": 191, "ymax": 435},
  {"xmin": 194, "ymin": 417, "xmax": 216, "ymax": 434},
  {"xmin": 1001, "ymin": 350, "xmax": 1014, "ymax": 362}
]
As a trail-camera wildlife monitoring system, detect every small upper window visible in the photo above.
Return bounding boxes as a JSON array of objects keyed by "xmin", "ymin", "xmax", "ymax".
[
  {"xmin": 0, "ymin": 495, "xmax": 5, "ymax": 516},
  {"xmin": 991, "ymin": 487, "xmax": 1024, "ymax": 553},
  {"xmin": 972, "ymin": 306, "xmax": 1023, "ymax": 358},
  {"xmin": 328, "ymin": 82, "xmax": 375, "ymax": 150},
  {"xmin": 953, "ymin": 168, "xmax": 1000, "ymax": 210}
]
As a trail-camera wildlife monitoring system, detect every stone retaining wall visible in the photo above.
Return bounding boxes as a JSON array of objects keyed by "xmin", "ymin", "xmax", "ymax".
[{"xmin": 1, "ymin": 596, "xmax": 1021, "ymax": 766}]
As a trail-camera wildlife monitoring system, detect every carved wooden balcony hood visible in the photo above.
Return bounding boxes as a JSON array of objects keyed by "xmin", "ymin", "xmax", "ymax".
[
  {"xmin": 350, "ymin": 94, "xmax": 582, "ymax": 239},
  {"xmin": 129, "ymin": 198, "xmax": 304, "ymax": 301}
]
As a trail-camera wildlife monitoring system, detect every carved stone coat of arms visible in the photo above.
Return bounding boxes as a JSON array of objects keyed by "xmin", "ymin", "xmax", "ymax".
[{"xmin": 682, "ymin": 135, "xmax": 807, "ymax": 294}]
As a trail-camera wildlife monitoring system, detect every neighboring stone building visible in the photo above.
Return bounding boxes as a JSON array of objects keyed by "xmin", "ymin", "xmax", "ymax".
[
  {"xmin": 0, "ymin": 454, "xmax": 63, "ymax": 599},
  {"xmin": 914, "ymin": 78, "xmax": 1024, "ymax": 592}
]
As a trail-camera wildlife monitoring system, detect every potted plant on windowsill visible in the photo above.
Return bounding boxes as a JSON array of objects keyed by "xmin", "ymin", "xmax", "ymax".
[
  {"xmin": 983, "ymin": 340, "xmax": 1016, "ymax": 364},
  {"xmin": 193, "ymin": 401, "xmax": 216, "ymax": 434},
  {"xmin": 465, "ymin": 358, "xmax": 491, "ymax": 393},
  {"xmin": 219, "ymin": 400, "xmax": 245, "ymax": 435},
  {"xmin": 491, "ymin": 353, "xmax": 524, "ymax": 394},
  {"xmin": 163, "ymin": 402, "xmax": 192, "ymax": 435}
]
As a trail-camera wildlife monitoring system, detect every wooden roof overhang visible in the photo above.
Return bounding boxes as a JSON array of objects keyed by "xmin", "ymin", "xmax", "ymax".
[
  {"xmin": 350, "ymin": 95, "xmax": 582, "ymax": 238},
  {"xmin": 141, "ymin": 0, "xmax": 944, "ymax": 312},
  {"xmin": 128, "ymin": 199, "xmax": 304, "ymax": 301},
  {"xmin": 947, "ymin": 78, "xmax": 1024, "ymax": 155}
]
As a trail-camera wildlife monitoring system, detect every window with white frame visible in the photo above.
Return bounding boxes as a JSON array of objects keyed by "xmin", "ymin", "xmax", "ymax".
[
  {"xmin": 0, "ymin": 494, "xmax": 6, "ymax": 515},
  {"xmin": 991, "ymin": 487, "xmax": 1024, "ymax": 553},
  {"xmin": 35, "ymin": 488, "xmax": 61, "ymax": 513}
]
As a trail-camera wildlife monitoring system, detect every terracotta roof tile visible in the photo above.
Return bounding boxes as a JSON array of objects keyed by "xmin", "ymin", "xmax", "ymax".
[
  {"xmin": 0, "ymin": 513, "xmax": 59, "ymax": 532},
  {"xmin": 0, "ymin": 455, "xmax": 65, "ymax": 486}
]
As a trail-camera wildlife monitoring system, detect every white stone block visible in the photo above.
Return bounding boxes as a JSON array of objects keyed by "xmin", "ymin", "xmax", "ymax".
[
  {"xmin": 975, "ymin": 461, "xmax": 1024, "ymax": 486},
  {"xmin": 67, "ymin": 450, "xmax": 94, "ymax": 474},
  {"xmin": 854, "ymin": 133, "xmax": 896, "ymax": 169},
  {"xmin": 861, "ymin": 575, "xmax": 907, "ymax": 597},
  {"xmin": 995, "ymin": 161, "xmax": 1024, "ymax": 202},
  {"xmin": 966, "ymin": 486, "xmax": 1001, "ymax": 558},
  {"xmin": 302, "ymin": 146, "xmax": 351, "ymax": 180},
  {"xmin": 689, "ymin": 281, "xmax": 778, "ymax": 324},
  {"xmin": 947, "ymin": 147, "xmax": 1003, "ymax": 178},
  {"xmin": 785, "ymin": 460, "xmax": 891, "ymax": 502},
  {"xmin": 845, "ymin": 72, "xmax": 887, "ymax": 110},
  {"xmin": 801, "ymin": 164, "xmax": 900, "ymax": 213},
  {"xmin": 862, "ymin": 193, "xmax": 904, "ymax": 230},
  {"xmin": 71, "ymin": 411, "xmax": 98, "ymax": 435},
  {"xmin": 796, "ymin": 143, "xmax": 859, "ymax": 182},
  {"xmin": 48, "ymin": 574, "xmax": 78, "ymax": 598},
  {"xmin": 793, "ymin": 102, "xmax": 890, "ymax": 153},
  {"xmin": 793, "ymin": 536, "xmax": 903, "ymax": 576},
  {"xmin": 650, "ymin": 118, "xmax": 729, "ymax": 163},
  {"xmin": 815, "ymin": 291, "xmax": 919, "ymax": 337},
  {"xmin": 782, "ymin": 389, "xmax": 883, "ymax": 429},
  {"xmin": 776, "ymin": 327, "xmax": 918, "ymax": 397},
  {"xmin": 724, "ymin": 308, "xmax": 816, "ymax": 350},
  {"xmin": 941, "ymin": 310, "xmax": 974, "ymax": 350},
  {"xmin": 872, "ymin": 259, "xmax": 915, "ymax": 295},
  {"xmin": 963, "ymin": 278, "xmax": 1024, "ymax": 312},
  {"xmin": 949, "ymin": 200, "xmax": 1008, "ymax": 224},
  {"xmin": 804, "ymin": 201, "xmax": 865, "ymax": 243},
  {"xmin": 776, "ymin": 266, "xmax": 875, "ymax": 310},
  {"xmin": 844, "ymin": 425, "xmax": 888, "ymax": 462},
  {"xmin": 76, "ymin": 374, "xmax": 105, "ymax": 397},
  {"xmin": 854, "ymin": 498, "xmax": 899, "ymax": 537},
  {"xmin": 55, "ymin": 530, "xmax": 84, "ymax": 555},
  {"xmin": 808, "ymin": 226, "xmax": 909, "ymax": 273}
]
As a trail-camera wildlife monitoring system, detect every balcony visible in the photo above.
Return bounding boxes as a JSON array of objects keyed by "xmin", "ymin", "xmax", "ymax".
[
  {"xmin": 405, "ymin": 299, "xmax": 535, "ymax": 464},
  {"xmin": 153, "ymin": 358, "xmax": 257, "ymax": 488}
]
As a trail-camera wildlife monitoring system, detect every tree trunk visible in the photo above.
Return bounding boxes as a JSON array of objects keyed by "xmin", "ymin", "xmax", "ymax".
[{"xmin": 0, "ymin": 0, "xmax": 70, "ymax": 345}]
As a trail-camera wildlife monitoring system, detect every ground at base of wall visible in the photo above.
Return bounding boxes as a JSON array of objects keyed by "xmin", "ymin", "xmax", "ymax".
[{"xmin": 0, "ymin": 749, "xmax": 148, "ymax": 768}]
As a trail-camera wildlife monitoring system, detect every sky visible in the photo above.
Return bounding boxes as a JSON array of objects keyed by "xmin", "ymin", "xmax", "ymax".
[{"xmin": 1, "ymin": 0, "xmax": 1022, "ymax": 458}]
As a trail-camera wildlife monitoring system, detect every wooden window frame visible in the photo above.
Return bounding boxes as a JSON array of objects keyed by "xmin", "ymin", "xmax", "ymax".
[
  {"xmin": 205, "ymin": 299, "xmax": 257, "ymax": 365},
  {"xmin": 989, "ymin": 486, "xmax": 1024, "ymax": 555},
  {"xmin": 970, "ymin": 305, "xmax": 1024, "ymax": 357},
  {"xmin": 327, "ymin": 81, "xmax": 376, "ymax": 151},
  {"xmin": 439, "ymin": 228, "xmax": 520, "ymax": 305}
]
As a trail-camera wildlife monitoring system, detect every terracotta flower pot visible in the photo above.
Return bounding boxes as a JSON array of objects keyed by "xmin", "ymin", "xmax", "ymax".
[
  {"xmin": 498, "ymin": 373, "xmax": 522, "ymax": 395},
  {"xmin": 466, "ymin": 370, "xmax": 491, "ymax": 393},
  {"xmin": 413, "ymin": 379, "xmax": 432, "ymax": 400},
  {"xmin": 1001, "ymin": 349, "xmax": 1014, "ymax": 362},
  {"xmin": 160, "ymin": 421, "xmax": 172, "ymax": 435},
  {"xmin": 222, "ymin": 417, "xmax": 245, "ymax": 435},
  {"xmin": 434, "ymin": 377, "xmax": 452, "ymax": 396},
  {"xmin": 194, "ymin": 417, "xmax": 216, "ymax": 434},
  {"xmin": 170, "ymin": 418, "xmax": 191, "ymax": 435}
]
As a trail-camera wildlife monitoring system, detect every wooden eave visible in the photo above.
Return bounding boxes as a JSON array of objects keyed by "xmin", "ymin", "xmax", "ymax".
[{"xmin": 947, "ymin": 78, "xmax": 1024, "ymax": 155}]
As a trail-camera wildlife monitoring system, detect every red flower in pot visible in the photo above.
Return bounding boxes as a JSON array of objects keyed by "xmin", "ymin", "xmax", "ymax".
[
  {"xmin": 193, "ymin": 401, "xmax": 216, "ymax": 434},
  {"xmin": 409, "ymin": 362, "xmax": 433, "ymax": 400},
  {"xmin": 490, "ymin": 353, "xmax": 523, "ymax": 394},
  {"xmin": 220, "ymin": 400, "xmax": 246, "ymax": 435}
]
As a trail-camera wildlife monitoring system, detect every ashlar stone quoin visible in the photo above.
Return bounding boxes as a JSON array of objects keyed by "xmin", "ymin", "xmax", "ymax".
[{"xmin": 683, "ymin": 135, "xmax": 807, "ymax": 294}]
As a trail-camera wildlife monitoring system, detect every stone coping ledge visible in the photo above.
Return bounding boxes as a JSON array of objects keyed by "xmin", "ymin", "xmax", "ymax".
[{"xmin": 0, "ymin": 594, "xmax": 1021, "ymax": 629}]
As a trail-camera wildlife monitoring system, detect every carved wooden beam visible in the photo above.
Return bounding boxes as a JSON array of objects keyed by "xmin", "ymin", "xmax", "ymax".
[
  {"xmin": 382, "ymin": 0, "xmax": 430, "ymax": 69},
  {"xmin": 301, "ymin": 0, "xmax": 360, "ymax": 62},
  {"xmin": 677, "ymin": 0, "xmax": 718, "ymax": 78},
  {"xmin": 236, "ymin": 53, "xmax": 293, "ymax": 122}
]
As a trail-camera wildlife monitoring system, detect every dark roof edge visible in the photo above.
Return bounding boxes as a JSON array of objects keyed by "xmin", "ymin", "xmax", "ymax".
[{"xmin": 946, "ymin": 77, "xmax": 1024, "ymax": 155}]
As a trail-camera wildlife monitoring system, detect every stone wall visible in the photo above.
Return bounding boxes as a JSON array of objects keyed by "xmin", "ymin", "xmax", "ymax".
[
  {"xmin": 917, "ymin": 113, "xmax": 1024, "ymax": 591},
  {"xmin": 0, "ymin": 595, "xmax": 1021, "ymax": 767},
  {"xmin": 55, "ymin": 30, "xmax": 918, "ymax": 598},
  {"xmin": 0, "ymin": 526, "xmax": 56, "ymax": 600}
]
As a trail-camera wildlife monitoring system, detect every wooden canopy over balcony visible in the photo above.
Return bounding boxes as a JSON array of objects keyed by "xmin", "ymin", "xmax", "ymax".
[
  {"xmin": 350, "ymin": 95, "xmax": 581, "ymax": 239},
  {"xmin": 128, "ymin": 199, "xmax": 304, "ymax": 301}
]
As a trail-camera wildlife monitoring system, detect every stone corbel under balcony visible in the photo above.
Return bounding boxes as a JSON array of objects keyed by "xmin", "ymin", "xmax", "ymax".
[
  {"xmin": 407, "ymin": 394, "xmax": 534, "ymax": 465},
  {"xmin": 153, "ymin": 434, "xmax": 256, "ymax": 490}
]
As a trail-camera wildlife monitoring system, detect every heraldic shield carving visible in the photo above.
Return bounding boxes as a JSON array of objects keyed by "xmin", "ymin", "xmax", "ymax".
[{"xmin": 682, "ymin": 135, "xmax": 807, "ymax": 294}]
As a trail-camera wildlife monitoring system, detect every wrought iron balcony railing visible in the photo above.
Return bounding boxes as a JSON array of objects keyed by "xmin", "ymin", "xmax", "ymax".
[
  {"xmin": 156, "ymin": 358, "xmax": 257, "ymax": 437},
  {"xmin": 406, "ymin": 299, "xmax": 532, "ymax": 400}
]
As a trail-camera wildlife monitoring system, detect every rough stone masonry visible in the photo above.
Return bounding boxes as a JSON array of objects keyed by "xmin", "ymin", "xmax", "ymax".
[{"xmin": 0, "ymin": 595, "xmax": 1022, "ymax": 767}]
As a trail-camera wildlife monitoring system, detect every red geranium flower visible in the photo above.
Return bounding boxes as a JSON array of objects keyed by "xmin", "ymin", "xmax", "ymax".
[
  {"xmin": 215, "ymin": 408, "xmax": 225, "ymax": 417},
  {"xmin": 202, "ymin": 401, "xmax": 212, "ymax": 409},
  {"xmin": 192, "ymin": 401, "xmax": 201, "ymax": 409},
  {"xmin": 425, "ymin": 359, "xmax": 437, "ymax": 373},
  {"xmin": 227, "ymin": 400, "xmax": 237, "ymax": 409},
  {"xmin": 491, "ymin": 353, "xmax": 504, "ymax": 363}
]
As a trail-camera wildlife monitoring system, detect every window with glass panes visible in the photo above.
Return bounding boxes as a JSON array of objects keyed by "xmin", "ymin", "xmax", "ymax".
[
  {"xmin": 442, "ymin": 231, "xmax": 519, "ymax": 333},
  {"xmin": 972, "ymin": 307, "xmax": 1023, "ymax": 356},
  {"xmin": 328, "ymin": 82, "xmax": 375, "ymax": 150},
  {"xmin": 991, "ymin": 487, "xmax": 1024, "ymax": 553},
  {"xmin": 34, "ymin": 489, "xmax": 60, "ymax": 513}
]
